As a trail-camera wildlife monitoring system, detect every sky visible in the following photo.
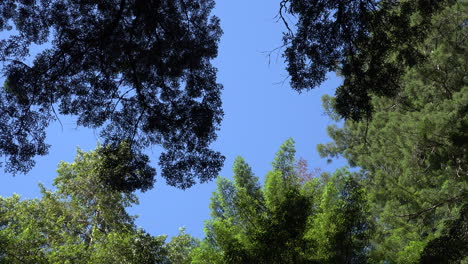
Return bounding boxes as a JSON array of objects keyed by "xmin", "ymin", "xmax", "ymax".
[{"xmin": 0, "ymin": 0, "xmax": 347, "ymax": 239}]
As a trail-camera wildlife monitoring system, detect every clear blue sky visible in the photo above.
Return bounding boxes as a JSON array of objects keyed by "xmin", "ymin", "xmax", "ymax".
[{"xmin": 0, "ymin": 0, "xmax": 346, "ymax": 239}]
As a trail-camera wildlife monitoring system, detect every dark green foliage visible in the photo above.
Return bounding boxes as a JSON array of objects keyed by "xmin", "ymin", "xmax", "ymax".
[
  {"xmin": 281, "ymin": 0, "xmax": 456, "ymax": 120},
  {"xmin": 0, "ymin": 0, "xmax": 224, "ymax": 190},
  {"xmin": 316, "ymin": 1, "xmax": 467, "ymax": 262},
  {"xmin": 419, "ymin": 203, "xmax": 468, "ymax": 264},
  {"xmin": 97, "ymin": 141, "xmax": 156, "ymax": 193}
]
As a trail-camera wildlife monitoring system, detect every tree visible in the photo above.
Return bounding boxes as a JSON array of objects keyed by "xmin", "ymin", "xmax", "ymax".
[
  {"xmin": 0, "ymin": 147, "xmax": 169, "ymax": 263},
  {"xmin": 0, "ymin": 0, "xmax": 224, "ymax": 190},
  {"xmin": 306, "ymin": 169, "xmax": 372, "ymax": 264},
  {"xmin": 419, "ymin": 203, "xmax": 468, "ymax": 264},
  {"xmin": 316, "ymin": 1, "xmax": 467, "ymax": 262},
  {"xmin": 165, "ymin": 227, "xmax": 200, "ymax": 264},
  {"xmin": 192, "ymin": 139, "xmax": 372, "ymax": 263},
  {"xmin": 280, "ymin": 0, "xmax": 456, "ymax": 120}
]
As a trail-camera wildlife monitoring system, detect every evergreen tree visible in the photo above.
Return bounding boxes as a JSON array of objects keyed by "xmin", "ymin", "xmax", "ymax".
[{"xmin": 317, "ymin": 2, "xmax": 467, "ymax": 262}]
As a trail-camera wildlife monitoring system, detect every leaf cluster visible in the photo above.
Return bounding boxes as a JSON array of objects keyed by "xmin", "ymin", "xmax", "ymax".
[
  {"xmin": 0, "ymin": 0, "xmax": 224, "ymax": 190},
  {"xmin": 193, "ymin": 139, "xmax": 373, "ymax": 263},
  {"xmin": 281, "ymin": 0, "xmax": 456, "ymax": 120},
  {"xmin": 316, "ymin": 2, "xmax": 468, "ymax": 262}
]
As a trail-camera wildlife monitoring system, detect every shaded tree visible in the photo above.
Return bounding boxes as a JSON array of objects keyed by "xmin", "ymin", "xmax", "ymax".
[
  {"xmin": 316, "ymin": 2, "xmax": 467, "ymax": 262},
  {"xmin": 419, "ymin": 203, "xmax": 468, "ymax": 264},
  {"xmin": 0, "ymin": 0, "xmax": 224, "ymax": 190},
  {"xmin": 280, "ymin": 0, "xmax": 456, "ymax": 120}
]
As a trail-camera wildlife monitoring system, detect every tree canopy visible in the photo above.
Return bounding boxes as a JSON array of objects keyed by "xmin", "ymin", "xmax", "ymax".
[
  {"xmin": 191, "ymin": 139, "xmax": 372, "ymax": 263},
  {"xmin": 0, "ymin": 148, "xmax": 168, "ymax": 263},
  {"xmin": 1, "ymin": 0, "xmax": 467, "ymax": 263},
  {"xmin": 0, "ymin": 0, "xmax": 224, "ymax": 190},
  {"xmin": 317, "ymin": 1, "xmax": 468, "ymax": 262},
  {"xmin": 0, "ymin": 147, "xmax": 209, "ymax": 263},
  {"xmin": 281, "ymin": 0, "xmax": 457, "ymax": 120}
]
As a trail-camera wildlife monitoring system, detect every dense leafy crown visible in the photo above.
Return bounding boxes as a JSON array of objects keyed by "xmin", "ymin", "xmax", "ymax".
[
  {"xmin": 281, "ymin": 0, "xmax": 456, "ymax": 120},
  {"xmin": 0, "ymin": 0, "xmax": 224, "ymax": 190},
  {"xmin": 0, "ymin": 148, "xmax": 208, "ymax": 263},
  {"xmin": 191, "ymin": 140, "xmax": 372, "ymax": 264},
  {"xmin": 0, "ymin": 148, "xmax": 169, "ymax": 263},
  {"xmin": 317, "ymin": 1, "xmax": 467, "ymax": 262}
]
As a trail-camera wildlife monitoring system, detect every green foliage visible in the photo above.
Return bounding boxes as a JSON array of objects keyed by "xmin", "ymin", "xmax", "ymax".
[
  {"xmin": 165, "ymin": 227, "xmax": 200, "ymax": 264},
  {"xmin": 191, "ymin": 240, "xmax": 224, "ymax": 264},
  {"xmin": 317, "ymin": 2, "xmax": 468, "ymax": 262},
  {"xmin": 419, "ymin": 203, "xmax": 468, "ymax": 264},
  {"xmin": 271, "ymin": 138, "xmax": 297, "ymax": 181},
  {"xmin": 193, "ymin": 140, "xmax": 372, "ymax": 263},
  {"xmin": 0, "ymin": 147, "xmax": 168, "ymax": 263},
  {"xmin": 89, "ymin": 231, "xmax": 168, "ymax": 264},
  {"xmin": 306, "ymin": 169, "xmax": 372, "ymax": 264},
  {"xmin": 0, "ymin": 1, "xmax": 465, "ymax": 262}
]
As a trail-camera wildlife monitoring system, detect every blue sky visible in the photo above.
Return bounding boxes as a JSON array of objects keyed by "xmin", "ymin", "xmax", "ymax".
[{"xmin": 0, "ymin": 0, "xmax": 346, "ymax": 239}]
